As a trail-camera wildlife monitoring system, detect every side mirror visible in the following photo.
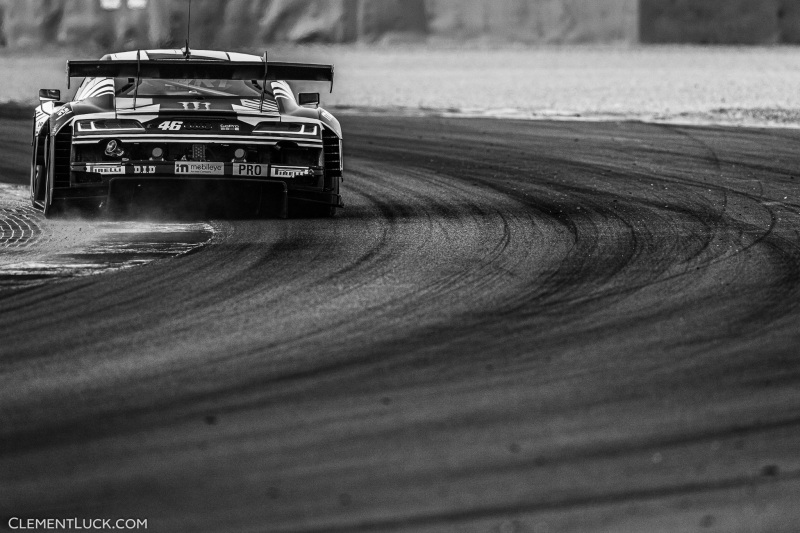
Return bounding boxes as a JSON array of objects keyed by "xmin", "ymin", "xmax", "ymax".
[
  {"xmin": 39, "ymin": 89, "xmax": 61, "ymax": 103},
  {"xmin": 298, "ymin": 92, "xmax": 320, "ymax": 107}
]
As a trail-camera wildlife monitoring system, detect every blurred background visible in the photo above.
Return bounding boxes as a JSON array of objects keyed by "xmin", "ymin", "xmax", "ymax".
[
  {"xmin": 2, "ymin": 0, "xmax": 800, "ymax": 126},
  {"xmin": 2, "ymin": 0, "xmax": 800, "ymax": 48}
]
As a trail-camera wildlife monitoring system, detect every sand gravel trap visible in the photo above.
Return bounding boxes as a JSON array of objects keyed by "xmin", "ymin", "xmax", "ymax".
[{"xmin": 0, "ymin": 183, "xmax": 215, "ymax": 289}]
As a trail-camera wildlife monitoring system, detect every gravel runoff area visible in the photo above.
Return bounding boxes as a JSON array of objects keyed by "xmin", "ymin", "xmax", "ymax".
[{"xmin": 2, "ymin": 44, "xmax": 800, "ymax": 127}]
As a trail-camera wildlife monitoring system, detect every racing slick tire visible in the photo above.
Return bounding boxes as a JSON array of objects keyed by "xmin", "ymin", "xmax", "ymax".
[
  {"xmin": 30, "ymin": 135, "xmax": 47, "ymax": 208},
  {"xmin": 42, "ymin": 172, "xmax": 61, "ymax": 219}
]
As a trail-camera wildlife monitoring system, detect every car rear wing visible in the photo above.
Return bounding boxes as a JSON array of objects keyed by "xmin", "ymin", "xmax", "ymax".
[
  {"xmin": 66, "ymin": 51, "xmax": 334, "ymax": 111},
  {"xmin": 67, "ymin": 60, "xmax": 334, "ymax": 84}
]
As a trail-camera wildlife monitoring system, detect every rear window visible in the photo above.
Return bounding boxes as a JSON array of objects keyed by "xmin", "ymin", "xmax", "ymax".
[{"xmin": 114, "ymin": 78, "xmax": 265, "ymax": 98}]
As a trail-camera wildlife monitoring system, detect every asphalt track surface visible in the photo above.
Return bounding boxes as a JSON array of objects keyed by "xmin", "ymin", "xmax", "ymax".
[{"xmin": 1, "ymin": 115, "xmax": 800, "ymax": 532}]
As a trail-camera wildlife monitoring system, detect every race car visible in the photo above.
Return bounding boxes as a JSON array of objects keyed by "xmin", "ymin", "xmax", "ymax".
[{"xmin": 31, "ymin": 49, "xmax": 343, "ymax": 218}]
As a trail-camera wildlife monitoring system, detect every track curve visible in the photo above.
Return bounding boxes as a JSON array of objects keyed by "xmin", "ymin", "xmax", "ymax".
[{"xmin": 1, "ymin": 116, "xmax": 800, "ymax": 532}]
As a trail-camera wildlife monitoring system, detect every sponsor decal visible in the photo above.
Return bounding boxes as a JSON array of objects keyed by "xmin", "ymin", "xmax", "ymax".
[
  {"xmin": 55, "ymin": 107, "xmax": 72, "ymax": 118},
  {"xmin": 321, "ymin": 110, "xmax": 335, "ymax": 121},
  {"xmin": 184, "ymin": 122, "xmax": 213, "ymax": 130},
  {"xmin": 133, "ymin": 165, "xmax": 156, "ymax": 174},
  {"xmin": 180, "ymin": 102, "xmax": 212, "ymax": 110},
  {"xmin": 157, "ymin": 120, "xmax": 183, "ymax": 131},
  {"xmin": 270, "ymin": 165, "xmax": 310, "ymax": 179},
  {"xmin": 85, "ymin": 164, "xmax": 124, "ymax": 175},
  {"xmin": 232, "ymin": 163, "xmax": 268, "ymax": 177},
  {"xmin": 220, "ymin": 124, "xmax": 240, "ymax": 131},
  {"xmin": 156, "ymin": 121, "xmax": 212, "ymax": 131},
  {"xmin": 174, "ymin": 162, "xmax": 224, "ymax": 175}
]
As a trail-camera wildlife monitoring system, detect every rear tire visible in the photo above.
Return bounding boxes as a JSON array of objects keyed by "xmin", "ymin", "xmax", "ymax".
[
  {"xmin": 30, "ymin": 135, "xmax": 47, "ymax": 208},
  {"xmin": 43, "ymin": 195, "xmax": 60, "ymax": 219},
  {"xmin": 42, "ymin": 160, "xmax": 60, "ymax": 219},
  {"xmin": 32, "ymin": 165, "xmax": 45, "ymax": 206}
]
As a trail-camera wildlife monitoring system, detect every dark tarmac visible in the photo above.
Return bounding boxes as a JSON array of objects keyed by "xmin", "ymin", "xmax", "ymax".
[{"xmin": 1, "ymin": 116, "xmax": 799, "ymax": 532}]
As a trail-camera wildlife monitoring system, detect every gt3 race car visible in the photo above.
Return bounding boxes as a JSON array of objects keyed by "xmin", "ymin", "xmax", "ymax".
[{"xmin": 31, "ymin": 49, "xmax": 343, "ymax": 218}]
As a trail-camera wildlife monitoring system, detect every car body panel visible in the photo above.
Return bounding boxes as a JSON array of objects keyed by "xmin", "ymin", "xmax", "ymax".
[{"xmin": 31, "ymin": 49, "xmax": 343, "ymax": 217}]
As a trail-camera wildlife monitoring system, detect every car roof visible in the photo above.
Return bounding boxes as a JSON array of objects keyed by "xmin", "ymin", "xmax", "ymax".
[{"xmin": 104, "ymin": 49, "xmax": 263, "ymax": 62}]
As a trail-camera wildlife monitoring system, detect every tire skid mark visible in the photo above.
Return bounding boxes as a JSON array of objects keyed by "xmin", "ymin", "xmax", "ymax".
[
  {"xmin": 342, "ymin": 163, "xmax": 541, "ymax": 318},
  {"xmin": 0, "ymin": 156, "xmax": 557, "ymax": 455},
  {"xmin": 491, "ymin": 159, "xmax": 798, "ymax": 327},
  {"xmin": 308, "ymin": 119, "xmax": 800, "ymax": 383},
  {"xmin": 3, "ymin": 119, "xmax": 800, "ymax": 531},
  {"xmin": 24, "ymin": 118, "xmax": 793, "ymax": 430},
  {"xmin": 287, "ymin": 471, "xmax": 800, "ymax": 533}
]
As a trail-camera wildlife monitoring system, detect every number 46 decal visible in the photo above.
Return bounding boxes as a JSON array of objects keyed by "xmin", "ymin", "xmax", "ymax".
[{"xmin": 157, "ymin": 121, "xmax": 183, "ymax": 131}]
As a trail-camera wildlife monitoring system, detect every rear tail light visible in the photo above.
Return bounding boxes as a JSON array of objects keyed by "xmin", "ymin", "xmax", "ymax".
[
  {"xmin": 76, "ymin": 119, "xmax": 144, "ymax": 132},
  {"xmin": 253, "ymin": 123, "xmax": 318, "ymax": 136}
]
